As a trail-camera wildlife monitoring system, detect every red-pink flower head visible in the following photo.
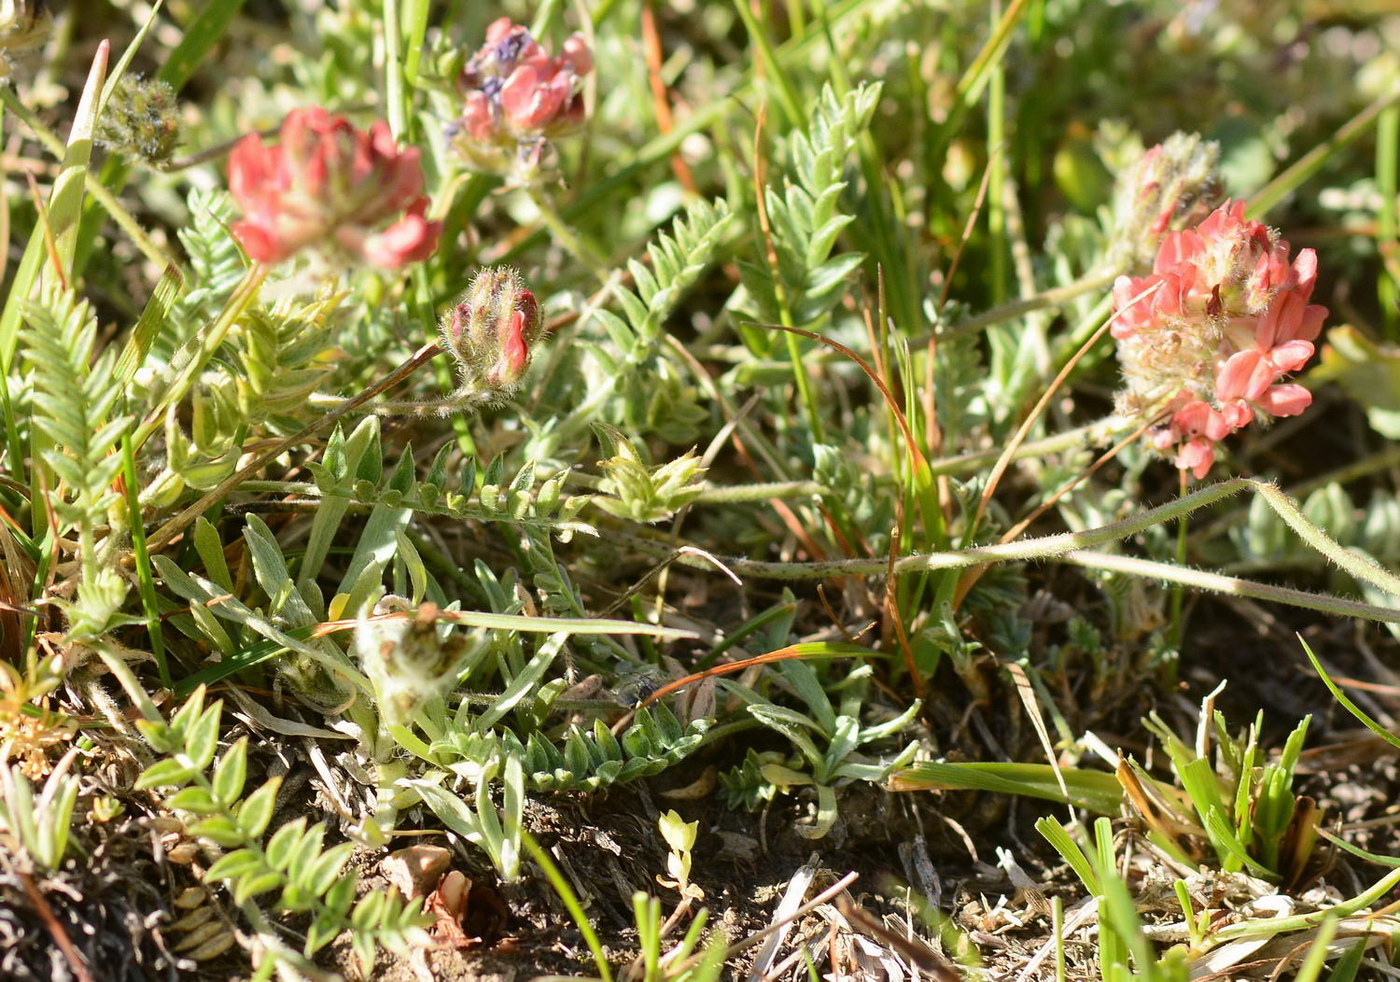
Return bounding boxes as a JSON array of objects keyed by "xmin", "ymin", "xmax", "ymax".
[
  {"xmin": 1111, "ymin": 200, "xmax": 1327, "ymax": 478},
  {"xmin": 227, "ymin": 107, "xmax": 442, "ymax": 268},
  {"xmin": 449, "ymin": 19, "xmax": 591, "ymax": 181},
  {"xmin": 441, "ymin": 267, "xmax": 544, "ymax": 396}
]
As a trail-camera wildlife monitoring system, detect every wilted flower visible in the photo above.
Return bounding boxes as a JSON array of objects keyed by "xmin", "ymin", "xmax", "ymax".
[
  {"xmin": 354, "ymin": 599, "xmax": 474, "ymax": 727},
  {"xmin": 448, "ymin": 18, "xmax": 591, "ymax": 182},
  {"xmin": 227, "ymin": 107, "xmax": 441, "ymax": 268},
  {"xmin": 0, "ymin": 0, "xmax": 50, "ymax": 80},
  {"xmin": 1112, "ymin": 200, "xmax": 1328, "ymax": 478},
  {"xmin": 1109, "ymin": 132, "xmax": 1222, "ymax": 272},
  {"xmin": 96, "ymin": 76, "xmax": 180, "ymax": 167},
  {"xmin": 441, "ymin": 266, "xmax": 544, "ymax": 395}
]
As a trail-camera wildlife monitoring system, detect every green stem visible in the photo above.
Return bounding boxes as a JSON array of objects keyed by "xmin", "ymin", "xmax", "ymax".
[
  {"xmin": 144, "ymin": 342, "xmax": 443, "ymax": 553},
  {"xmin": 621, "ymin": 478, "xmax": 1400, "ymax": 624},
  {"xmin": 132, "ymin": 263, "xmax": 268, "ymax": 450},
  {"xmin": 1207, "ymin": 867, "xmax": 1400, "ymax": 945},
  {"xmin": 926, "ymin": 418, "xmax": 1115, "ymax": 476},
  {"xmin": 1060, "ymin": 550, "xmax": 1400, "ymax": 625},
  {"xmin": 383, "ymin": 0, "xmax": 406, "ymax": 141},
  {"xmin": 1169, "ymin": 470, "xmax": 1188, "ymax": 652},
  {"xmin": 1247, "ymin": 85, "xmax": 1400, "ymax": 219},
  {"xmin": 1056, "ymin": 292, "xmax": 1116, "ymax": 360},
  {"xmin": 669, "ymin": 477, "xmax": 1249, "ymax": 578},
  {"xmin": 732, "ymin": 0, "xmax": 806, "ymax": 127},
  {"xmin": 120, "ymin": 431, "xmax": 170, "ymax": 689},
  {"xmin": 1252, "ymin": 481, "xmax": 1400, "ymax": 599},
  {"xmin": 781, "ymin": 324, "xmax": 826, "ymax": 445},
  {"xmin": 692, "ymin": 480, "xmax": 827, "ymax": 503},
  {"xmin": 987, "ymin": 0, "xmax": 1007, "ymax": 306},
  {"xmin": 307, "ymin": 381, "xmax": 490, "ymax": 417},
  {"xmin": 90, "ymin": 640, "xmax": 162, "ymax": 723},
  {"xmin": 84, "ymin": 177, "xmax": 181, "ymax": 273},
  {"xmin": 929, "ymin": 265, "xmax": 1122, "ymax": 342},
  {"xmin": 1196, "ymin": 445, "xmax": 1400, "ymax": 543},
  {"xmin": 530, "ymin": 0, "xmax": 566, "ymax": 38},
  {"xmin": 400, "ymin": 0, "xmax": 432, "ymax": 104},
  {"xmin": 527, "ymin": 185, "xmax": 609, "ymax": 281},
  {"xmin": 1377, "ymin": 104, "xmax": 1399, "ymax": 339}
]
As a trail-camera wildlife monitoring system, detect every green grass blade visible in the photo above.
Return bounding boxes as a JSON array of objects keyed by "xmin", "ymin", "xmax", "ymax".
[
  {"xmin": 100, "ymin": 0, "xmax": 165, "ymax": 108},
  {"xmin": 50, "ymin": 42, "xmax": 109, "ymax": 274},
  {"xmin": 891, "ymin": 761, "xmax": 1125, "ymax": 814},
  {"xmin": 517, "ymin": 826, "xmax": 614, "ymax": 982},
  {"xmin": 1248, "ymin": 86, "xmax": 1400, "ymax": 219},
  {"xmin": 1034, "ymin": 816, "xmax": 1098, "ymax": 894},
  {"xmin": 159, "ymin": 0, "xmax": 251, "ymax": 89},
  {"xmin": 732, "ymin": 0, "xmax": 805, "ymax": 127},
  {"xmin": 1301, "ymin": 638, "xmax": 1400, "ymax": 752},
  {"xmin": 1315, "ymin": 827, "xmax": 1400, "ymax": 869},
  {"xmin": 120, "ymin": 432, "xmax": 169, "ymax": 689},
  {"xmin": 1326, "ymin": 930, "xmax": 1368, "ymax": 982},
  {"xmin": 1377, "ymin": 103, "xmax": 1399, "ymax": 339}
]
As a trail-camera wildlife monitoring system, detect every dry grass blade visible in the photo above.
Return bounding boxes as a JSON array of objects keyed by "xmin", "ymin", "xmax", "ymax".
[
  {"xmin": 835, "ymin": 895, "xmax": 963, "ymax": 981},
  {"xmin": 746, "ymin": 857, "xmax": 818, "ymax": 981}
]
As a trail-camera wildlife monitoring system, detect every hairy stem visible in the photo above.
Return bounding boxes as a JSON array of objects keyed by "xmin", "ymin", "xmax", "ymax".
[
  {"xmin": 925, "ymin": 265, "xmax": 1122, "ymax": 342},
  {"xmin": 144, "ymin": 342, "xmax": 443, "ymax": 553},
  {"xmin": 527, "ymin": 185, "xmax": 609, "ymax": 281},
  {"xmin": 621, "ymin": 478, "xmax": 1400, "ymax": 624}
]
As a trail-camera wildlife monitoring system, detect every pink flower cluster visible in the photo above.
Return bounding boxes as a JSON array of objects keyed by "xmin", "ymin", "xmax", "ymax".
[
  {"xmin": 227, "ymin": 107, "xmax": 441, "ymax": 268},
  {"xmin": 1111, "ymin": 200, "xmax": 1327, "ymax": 479},
  {"xmin": 450, "ymin": 18, "xmax": 591, "ymax": 180}
]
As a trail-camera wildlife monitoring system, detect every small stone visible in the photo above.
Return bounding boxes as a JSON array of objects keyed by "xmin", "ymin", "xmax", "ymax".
[{"xmin": 382, "ymin": 843, "xmax": 452, "ymax": 899}]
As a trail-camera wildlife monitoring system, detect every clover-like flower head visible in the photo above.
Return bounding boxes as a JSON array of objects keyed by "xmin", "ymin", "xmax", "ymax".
[
  {"xmin": 1109, "ymin": 132, "xmax": 1222, "ymax": 272},
  {"xmin": 227, "ymin": 107, "xmax": 441, "ymax": 268},
  {"xmin": 1112, "ymin": 200, "xmax": 1327, "ymax": 478},
  {"xmin": 449, "ymin": 18, "xmax": 591, "ymax": 182}
]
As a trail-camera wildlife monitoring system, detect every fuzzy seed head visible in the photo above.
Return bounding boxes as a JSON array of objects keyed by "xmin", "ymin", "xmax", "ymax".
[
  {"xmin": 96, "ymin": 76, "xmax": 181, "ymax": 166},
  {"xmin": 354, "ymin": 600, "xmax": 471, "ymax": 726}
]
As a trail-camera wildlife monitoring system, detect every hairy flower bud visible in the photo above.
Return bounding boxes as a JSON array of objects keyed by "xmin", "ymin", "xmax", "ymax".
[
  {"xmin": 0, "ymin": 0, "xmax": 49, "ymax": 80},
  {"xmin": 1109, "ymin": 132, "xmax": 1222, "ymax": 273},
  {"xmin": 441, "ymin": 267, "xmax": 543, "ymax": 395},
  {"xmin": 354, "ymin": 599, "xmax": 472, "ymax": 726},
  {"xmin": 1112, "ymin": 200, "xmax": 1328, "ymax": 478},
  {"xmin": 447, "ymin": 18, "xmax": 591, "ymax": 183},
  {"xmin": 227, "ymin": 107, "xmax": 441, "ymax": 268},
  {"xmin": 96, "ymin": 76, "xmax": 180, "ymax": 167}
]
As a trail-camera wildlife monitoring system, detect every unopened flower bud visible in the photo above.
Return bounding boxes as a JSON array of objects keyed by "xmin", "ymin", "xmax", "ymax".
[
  {"xmin": 96, "ymin": 76, "xmax": 180, "ymax": 167},
  {"xmin": 441, "ymin": 267, "xmax": 544, "ymax": 396},
  {"xmin": 1109, "ymin": 132, "xmax": 1222, "ymax": 273}
]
